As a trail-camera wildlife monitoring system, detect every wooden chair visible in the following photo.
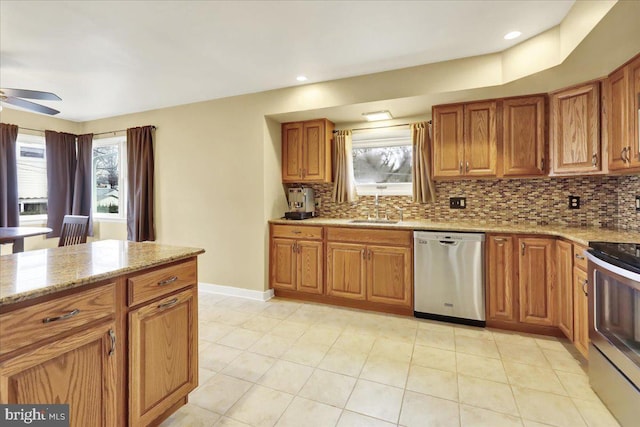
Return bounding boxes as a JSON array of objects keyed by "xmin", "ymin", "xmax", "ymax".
[{"xmin": 58, "ymin": 215, "xmax": 90, "ymax": 247}]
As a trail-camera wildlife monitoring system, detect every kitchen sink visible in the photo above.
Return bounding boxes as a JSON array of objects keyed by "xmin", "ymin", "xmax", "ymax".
[{"xmin": 349, "ymin": 219, "xmax": 399, "ymax": 224}]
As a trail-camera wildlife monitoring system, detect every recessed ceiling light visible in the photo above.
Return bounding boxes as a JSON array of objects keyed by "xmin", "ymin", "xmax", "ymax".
[
  {"xmin": 296, "ymin": 75, "xmax": 308, "ymax": 82},
  {"xmin": 504, "ymin": 31, "xmax": 522, "ymax": 40},
  {"xmin": 362, "ymin": 110, "xmax": 393, "ymax": 121}
]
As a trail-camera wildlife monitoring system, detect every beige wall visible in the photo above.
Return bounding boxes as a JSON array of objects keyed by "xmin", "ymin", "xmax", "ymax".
[{"xmin": 2, "ymin": 1, "xmax": 639, "ymax": 290}]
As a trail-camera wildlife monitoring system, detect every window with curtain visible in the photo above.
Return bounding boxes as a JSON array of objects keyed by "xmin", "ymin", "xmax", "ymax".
[
  {"xmin": 351, "ymin": 126, "xmax": 413, "ymax": 196},
  {"xmin": 92, "ymin": 136, "xmax": 126, "ymax": 219},
  {"xmin": 16, "ymin": 134, "xmax": 48, "ymax": 218}
]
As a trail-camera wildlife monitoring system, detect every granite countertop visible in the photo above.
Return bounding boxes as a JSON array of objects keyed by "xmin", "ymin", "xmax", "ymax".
[
  {"xmin": 0, "ymin": 240, "xmax": 205, "ymax": 307},
  {"xmin": 269, "ymin": 217, "xmax": 640, "ymax": 245}
]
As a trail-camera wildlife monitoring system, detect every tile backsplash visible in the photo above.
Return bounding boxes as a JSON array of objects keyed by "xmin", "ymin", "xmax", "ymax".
[{"xmin": 307, "ymin": 175, "xmax": 640, "ymax": 231}]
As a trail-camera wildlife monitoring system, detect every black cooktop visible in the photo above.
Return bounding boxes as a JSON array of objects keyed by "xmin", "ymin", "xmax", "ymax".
[{"xmin": 588, "ymin": 242, "xmax": 640, "ymax": 274}]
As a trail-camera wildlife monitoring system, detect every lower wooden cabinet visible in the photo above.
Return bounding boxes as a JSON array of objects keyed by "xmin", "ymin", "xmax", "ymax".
[
  {"xmin": 271, "ymin": 224, "xmax": 412, "ymax": 314},
  {"xmin": 573, "ymin": 266, "xmax": 589, "ymax": 358},
  {"xmin": 556, "ymin": 240, "xmax": 574, "ymax": 339},
  {"xmin": 486, "ymin": 234, "xmax": 557, "ymax": 333},
  {"xmin": 0, "ymin": 321, "xmax": 118, "ymax": 427},
  {"xmin": 129, "ymin": 288, "xmax": 198, "ymax": 426}
]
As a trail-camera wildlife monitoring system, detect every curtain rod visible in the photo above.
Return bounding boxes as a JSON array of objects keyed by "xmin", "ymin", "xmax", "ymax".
[
  {"xmin": 333, "ymin": 120, "xmax": 431, "ymax": 133},
  {"xmin": 18, "ymin": 125, "xmax": 157, "ymax": 135}
]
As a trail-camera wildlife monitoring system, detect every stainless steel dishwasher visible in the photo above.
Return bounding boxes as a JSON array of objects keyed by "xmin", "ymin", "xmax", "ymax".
[{"xmin": 414, "ymin": 231, "xmax": 486, "ymax": 326}]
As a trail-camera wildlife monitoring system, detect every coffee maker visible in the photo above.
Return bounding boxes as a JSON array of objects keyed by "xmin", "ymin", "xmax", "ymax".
[{"xmin": 285, "ymin": 187, "xmax": 315, "ymax": 220}]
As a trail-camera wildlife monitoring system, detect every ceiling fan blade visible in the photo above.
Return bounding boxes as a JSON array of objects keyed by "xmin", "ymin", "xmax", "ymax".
[
  {"xmin": 0, "ymin": 88, "xmax": 61, "ymax": 101},
  {"xmin": 2, "ymin": 96, "xmax": 60, "ymax": 115}
]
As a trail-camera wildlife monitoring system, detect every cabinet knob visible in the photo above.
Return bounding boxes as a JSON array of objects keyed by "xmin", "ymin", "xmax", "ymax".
[
  {"xmin": 582, "ymin": 279, "xmax": 588, "ymax": 297},
  {"xmin": 459, "ymin": 161, "xmax": 463, "ymax": 174}
]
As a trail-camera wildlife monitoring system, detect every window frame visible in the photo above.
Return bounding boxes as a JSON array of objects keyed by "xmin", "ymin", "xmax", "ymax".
[
  {"xmin": 92, "ymin": 136, "xmax": 127, "ymax": 221},
  {"xmin": 16, "ymin": 133, "xmax": 48, "ymax": 224},
  {"xmin": 351, "ymin": 127, "xmax": 413, "ymax": 196}
]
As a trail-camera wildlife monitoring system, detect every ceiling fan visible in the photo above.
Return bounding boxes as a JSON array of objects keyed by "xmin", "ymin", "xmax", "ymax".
[{"xmin": 0, "ymin": 88, "xmax": 61, "ymax": 115}]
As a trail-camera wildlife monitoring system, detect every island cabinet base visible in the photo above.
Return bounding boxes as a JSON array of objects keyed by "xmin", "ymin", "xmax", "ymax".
[{"xmin": 0, "ymin": 254, "xmax": 200, "ymax": 427}]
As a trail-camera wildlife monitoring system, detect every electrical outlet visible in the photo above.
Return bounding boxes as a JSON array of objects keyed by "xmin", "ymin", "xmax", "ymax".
[
  {"xmin": 450, "ymin": 197, "xmax": 466, "ymax": 209},
  {"xmin": 568, "ymin": 196, "xmax": 580, "ymax": 209},
  {"xmin": 636, "ymin": 195, "xmax": 640, "ymax": 212}
]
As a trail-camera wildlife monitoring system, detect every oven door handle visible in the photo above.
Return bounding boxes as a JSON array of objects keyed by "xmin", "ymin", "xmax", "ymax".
[{"xmin": 585, "ymin": 252, "xmax": 640, "ymax": 285}]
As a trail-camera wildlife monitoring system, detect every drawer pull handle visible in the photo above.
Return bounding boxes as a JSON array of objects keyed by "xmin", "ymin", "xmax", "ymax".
[
  {"xmin": 494, "ymin": 238, "xmax": 506, "ymax": 242},
  {"xmin": 291, "ymin": 230, "xmax": 302, "ymax": 234},
  {"xmin": 108, "ymin": 329, "xmax": 116, "ymax": 356},
  {"xmin": 158, "ymin": 298, "xmax": 179, "ymax": 309},
  {"xmin": 157, "ymin": 276, "xmax": 178, "ymax": 286},
  {"xmin": 575, "ymin": 254, "xmax": 585, "ymax": 260},
  {"xmin": 43, "ymin": 308, "xmax": 80, "ymax": 324}
]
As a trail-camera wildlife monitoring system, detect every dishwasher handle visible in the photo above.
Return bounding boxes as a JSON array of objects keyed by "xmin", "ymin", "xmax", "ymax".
[{"xmin": 439, "ymin": 240, "xmax": 458, "ymax": 245}]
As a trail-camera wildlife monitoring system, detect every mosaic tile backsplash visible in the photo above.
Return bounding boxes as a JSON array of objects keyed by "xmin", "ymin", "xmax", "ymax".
[{"xmin": 306, "ymin": 175, "xmax": 640, "ymax": 231}]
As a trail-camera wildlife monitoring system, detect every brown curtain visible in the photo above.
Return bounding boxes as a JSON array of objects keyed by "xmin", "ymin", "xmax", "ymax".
[
  {"xmin": 73, "ymin": 134, "xmax": 94, "ymax": 235},
  {"xmin": 332, "ymin": 130, "xmax": 357, "ymax": 203},
  {"xmin": 127, "ymin": 126, "xmax": 155, "ymax": 242},
  {"xmin": 45, "ymin": 131, "xmax": 78, "ymax": 236},
  {"xmin": 411, "ymin": 122, "xmax": 436, "ymax": 203},
  {"xmin": 0, "ymin": 123, "xmax": 20, "ymax": 227}
]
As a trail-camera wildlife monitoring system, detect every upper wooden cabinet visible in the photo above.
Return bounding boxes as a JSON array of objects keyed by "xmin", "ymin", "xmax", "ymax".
[
  {"xmin": 550, "ymin": 82, "xmax": 602, "ymax": 175},
  {"xmin": 606, "ymin": 54, "xmax": 640, "ymax": 172},
  {"xmin": 282, "ymin": 119, "xmax": 334, "ymax": 183},
  {"xmin": 433, "ymin": 101, "xmax": 497, "ymax": 178},
  {"xmin": 503, "ymin": 96, "xmax": 546, "ymax": 176}
]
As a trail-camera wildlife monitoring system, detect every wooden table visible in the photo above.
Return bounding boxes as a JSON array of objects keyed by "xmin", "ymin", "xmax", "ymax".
[{"xmin": 0, "ymin": 227, "xmax": 52, "ymax": 253}]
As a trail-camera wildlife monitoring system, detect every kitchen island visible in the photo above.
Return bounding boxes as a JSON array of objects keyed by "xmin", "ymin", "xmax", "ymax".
[{"xmin": 0, "ymin": 240, "xmax": 204, "ymax": 427}]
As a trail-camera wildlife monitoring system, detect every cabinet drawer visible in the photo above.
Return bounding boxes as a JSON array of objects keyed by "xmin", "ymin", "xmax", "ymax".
[
  {"xmin": 128, "ymin": 259, "xmax": 197, "ymax": 306},
  {"xmin": 272, "ymin": 224, "xmax": 323, "ymax": 240},
  {"xmin": 0, "ymin": 283, "xmax": 115, "ymax": 356},
  {"xmin": 573, "ymin": 243, "xmax": 588, "ymax": 271},
  {"xmin": 326, "ymin": 227, "xmax": 412, "ymax": 246}
]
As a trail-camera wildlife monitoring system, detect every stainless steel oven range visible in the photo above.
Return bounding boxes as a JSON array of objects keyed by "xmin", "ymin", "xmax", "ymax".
[{"xmin": 586, "ymin": 242, "xmax": 640, "ymax": 427}]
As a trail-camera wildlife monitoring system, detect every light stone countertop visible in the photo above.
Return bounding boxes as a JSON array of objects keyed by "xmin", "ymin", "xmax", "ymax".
[
  {"xmin": 0, "ymin": 240, "xmax": 205, "ymax": 307},
  {"xmin": 269, "ymin": 217, "xmax": 640, "ymax": 245}
]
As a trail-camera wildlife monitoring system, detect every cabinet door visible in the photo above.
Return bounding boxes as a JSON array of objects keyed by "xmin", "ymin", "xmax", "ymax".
[
  {"xmin": 607, "ymin": 67, "xmax": 630, "ymax": 171},
  {"xmin": 556, "ymin": 240, "xmax": 574, "ymax": 340},
  {"xmin": 573, "ymin": 267, "xmax": 589, "ymax": 359},
  {"xmin": 487, "ymin": 235, "xmax": 515, "ymax": 322},
  {"xmin": 326, "ymin": 242, "xmax": 367, "ymax": 300},
  {"xmin": 129, "ymin": 288, "xmax": 197, "ymax": 426},
  {"xmin": 518, "ymin": 238, "xmax": 555, "ymax": 326},
  {"xmin": 464, "ymin": 101, "xmax": 497, "ymax": 176},
  {"xmin": 271, "ymin": 238, "xmax": 297, "ymax": 290},
  {"xmin": 366, "ymin": 245, "xmax": 412, "ymax": 307},
  {"xmin": 282, "ymin": 122, "xmax": 303, "ymax": 181},
  {"xmin": 503, "ymin": 96, "xmax": 546, "ymax": 176},
  {"xmin": 297, "ymin": 240, "xmax": 323, "ymax": 294},
  {"xmin": 302, "ymin": 120, "xmax": 328, "ymax": 182},
  {"xmin": 629, "ymin": 56, "xmax": 640, "ymax": 168},
  {"xmin": 550, "ymin": 83, "xmax": 601, "ymax": 174},
  {"xmin": 0, "ymin": 322, "xmax": 117, "ymax": 427},
  {"xmin": 432, "ymin": 105, "xmax": 464, "ymax": 177}
]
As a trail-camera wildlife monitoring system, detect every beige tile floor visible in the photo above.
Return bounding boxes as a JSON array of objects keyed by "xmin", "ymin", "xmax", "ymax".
[{"xmin": 161, "ymin": 292, "xmax": 621, "ymax": 427}]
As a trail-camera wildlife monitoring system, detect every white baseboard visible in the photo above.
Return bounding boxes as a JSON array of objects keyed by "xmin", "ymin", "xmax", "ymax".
[{"xmin": 198, "ymin": 282, "xmax": 274, "ymax": 302}]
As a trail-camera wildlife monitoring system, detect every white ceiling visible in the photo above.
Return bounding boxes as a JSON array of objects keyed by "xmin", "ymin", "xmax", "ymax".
[{"xmin": 0, "ymin": 0, "xmax": 575, "ymax": 122}]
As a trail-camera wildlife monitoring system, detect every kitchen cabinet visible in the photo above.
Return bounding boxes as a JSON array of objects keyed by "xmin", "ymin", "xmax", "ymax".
[
  {"xmin": 282, "ymin": 119, "xmax": 334, "ymax": 183},
  {"xmin": 129, "ymin": 288, "xmax": 197, "ymax": 426},
  {"xmin": 326, "ymin": 227, "xmax": 412, "ymax": 308},
  {"xmin": 556, "ymin": 240, "xmax": 574, "ymax": 339},
  {"xmin": 270, "ymin": 225, "xmax": 323, "ymax": 294},
  {"xmin": 518, "ymin": 237, "xmax": 555, "ymax": 326},
  {"xmin": 432, "ymin": 101, "xmax": 497, "ymax": 178},
  {"xmin": 0, "ymin": 284, "xmax": 118, "ymax": 427},
  {"xmin": 487, "ymin": 235, "xmax": 516, "ymax": 322},
  {"xmin": 606, "ymin": 53, "xmax": 640, "ymax": 172},
  {"xmin": 502, "ymin": 96, "xmax": 546, "ymax": 176},
  {"xmin": 486, "ymin": 234, "xmax": 557, "ymax": 334},
  {"xmin": 550, "ymin": 82, "xmax": 602, "ymax": 175}
]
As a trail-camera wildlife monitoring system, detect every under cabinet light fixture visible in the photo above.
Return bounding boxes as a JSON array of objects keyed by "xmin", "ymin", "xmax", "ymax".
[
  {"xmin": 296, "ymin": 75, "xmax": 308, "ymax": 82},
  {"xmin": 504, "ymin": 31, "xmax": 522, "ymax": 40},
  {"xmin": 362, "ymin": 110, "xmax": 393, "ymax": 121}
]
